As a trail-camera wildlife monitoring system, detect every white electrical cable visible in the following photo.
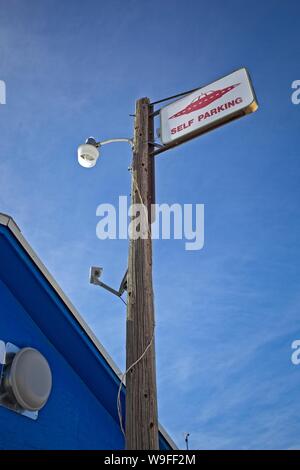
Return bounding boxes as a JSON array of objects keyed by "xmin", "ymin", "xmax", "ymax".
[
  {"xmin": 117, "ymin": 330, "xmax": 155, "ymax": 438},
  {"xmin": 131, "ymin": 168, "xmax": 153, "ymax": 240}
]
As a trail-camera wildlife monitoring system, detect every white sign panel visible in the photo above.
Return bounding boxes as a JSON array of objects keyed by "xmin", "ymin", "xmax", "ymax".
[{"xmin": 160, "ymin": 68, "xmax": 258, "ymax": 146}]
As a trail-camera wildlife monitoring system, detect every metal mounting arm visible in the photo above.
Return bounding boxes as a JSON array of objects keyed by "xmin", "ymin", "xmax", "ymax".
[
  {"xmin": 95, "ymin": 138, "xmax": 134, "ymax": 150},
  {"xmin": 90, "ymin": 267, "xmax": 128, "ymax": 299},
  {"xmin": 93, "ymin": 279, "xmax": 122, "ymax": 298}
]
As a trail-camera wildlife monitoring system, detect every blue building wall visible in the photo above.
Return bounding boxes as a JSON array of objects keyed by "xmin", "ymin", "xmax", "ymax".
[
  {"xmin": 0, "ymin": 221, "xmax": 173, "ymax": 450},
  {"xmin": 0, "ymin": 279, "xmax": 124, "ymax": 450}
]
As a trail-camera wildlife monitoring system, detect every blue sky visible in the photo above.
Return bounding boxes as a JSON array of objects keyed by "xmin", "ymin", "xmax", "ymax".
[{"xmin": 1, "ymin": 0, "xmax": 300, "ymax": 450}]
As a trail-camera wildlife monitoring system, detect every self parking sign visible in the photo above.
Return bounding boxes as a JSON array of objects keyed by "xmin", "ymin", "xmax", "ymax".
[{"xmin": 160, "ymin": 68, "xmax": 258, "ymax": 146}]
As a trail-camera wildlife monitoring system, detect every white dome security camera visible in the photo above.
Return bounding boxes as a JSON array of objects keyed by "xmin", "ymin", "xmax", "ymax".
[
  {"xmin": 77, "ymin": 136, "xmax": 133, "ymax": 168},
  {"xmin": 4, "ymin": 347, "xmax": 52, "ymax": 411},
  {"xmin": 77, "ymin": 137, "xmax": 100, "ymax": 168}
]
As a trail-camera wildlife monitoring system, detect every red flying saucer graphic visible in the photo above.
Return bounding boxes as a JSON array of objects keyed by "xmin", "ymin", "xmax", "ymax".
[{"xmin": 169, "ymin": 83, "xmax": 241, "ymax": 119}]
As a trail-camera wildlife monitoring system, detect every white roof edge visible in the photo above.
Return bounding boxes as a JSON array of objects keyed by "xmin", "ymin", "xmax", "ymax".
[{"xmin": 0, "ymin": 213, "xmax": 178, "ymax": 450}]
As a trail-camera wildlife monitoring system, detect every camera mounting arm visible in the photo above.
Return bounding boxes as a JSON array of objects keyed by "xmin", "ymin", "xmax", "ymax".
[
  {"xmin": 90, "ymin": 267, "xmax": 127, "ymax": 299},
  {"xmin": 86, "ymin": 136, "xmax": 134, "ymax": 150},
  {"xmin": 97, "ymin": 138, "xmax": 134, "ymax": 149}
]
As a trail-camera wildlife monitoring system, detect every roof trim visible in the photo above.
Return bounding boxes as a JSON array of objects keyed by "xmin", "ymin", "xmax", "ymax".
[{"xmin": 0, "ymin": 213, "xmax": 177, "ymax": 450}]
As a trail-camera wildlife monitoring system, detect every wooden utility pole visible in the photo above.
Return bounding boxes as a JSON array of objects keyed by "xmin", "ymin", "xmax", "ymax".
[{"xmin": 126, "ymin": 97, "xmax": 159, "ymax": 450}]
